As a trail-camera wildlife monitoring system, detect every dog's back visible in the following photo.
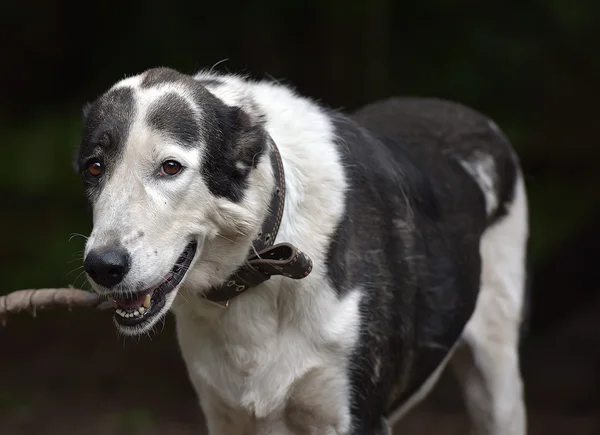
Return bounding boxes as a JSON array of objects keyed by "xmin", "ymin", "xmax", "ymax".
[{"xmin": 352, "ymin": 97, "xmax": 519, "ymax": 225}]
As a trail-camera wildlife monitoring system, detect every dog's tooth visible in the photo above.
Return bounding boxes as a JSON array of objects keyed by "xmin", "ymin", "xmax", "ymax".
[
  {"xmin": 116, "ymin": 309, "xmax": 124, "ymax": 316},
  {"xmin": 138, "ymin": 307, "xmax": 145, "ymax": 314},
  {"xmin": 143, "ymin": 294, "xmax": 151, "ymax": 308},
  {"xmin": 133, "ymin": 310, "xmax": 139, "ymax": 316}
]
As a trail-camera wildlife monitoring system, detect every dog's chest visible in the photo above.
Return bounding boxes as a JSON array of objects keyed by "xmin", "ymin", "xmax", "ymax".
[{"xmin": 173, "ymin": 284, "xmax": 362, "ymax": 419}]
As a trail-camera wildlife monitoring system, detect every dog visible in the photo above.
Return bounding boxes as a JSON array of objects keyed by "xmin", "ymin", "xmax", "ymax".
[{"xmin": 76, "ymin": 67, "xmax": 528, "ymax": 435}]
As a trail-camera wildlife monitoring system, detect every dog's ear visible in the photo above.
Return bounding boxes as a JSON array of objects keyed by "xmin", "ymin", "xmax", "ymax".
[
  {"xmin": 224, "ymin": 106, "xmax": 266, "ymax": 170},
  {"xmin": 201, "ymin": 105, "xmax": 267, "ymax": 202}
]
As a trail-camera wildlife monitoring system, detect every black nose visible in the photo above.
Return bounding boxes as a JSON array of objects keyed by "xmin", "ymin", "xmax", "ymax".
[{"xmin": 84, "ymin": 246, "xmax": 131, "ymax": 288}]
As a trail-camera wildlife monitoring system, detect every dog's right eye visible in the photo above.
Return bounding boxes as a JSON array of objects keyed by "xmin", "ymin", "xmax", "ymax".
[
  {"xmin": 160, "ymin": 160, "xmax": 183, "ymax": 177},
  {"xmin": 85, "ymin": 159, "xmax": 103, "ymax": 178}
]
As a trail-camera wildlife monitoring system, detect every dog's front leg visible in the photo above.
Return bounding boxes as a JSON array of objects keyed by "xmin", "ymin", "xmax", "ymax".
[{"xmin": 196, "ymin": 379, "xmax": 250, "ymax": 435}]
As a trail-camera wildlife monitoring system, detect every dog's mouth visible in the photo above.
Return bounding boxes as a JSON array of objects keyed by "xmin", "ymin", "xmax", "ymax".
[{"xmin": 112, "ymin": 241, "xmax": 197, "ymax": 327}]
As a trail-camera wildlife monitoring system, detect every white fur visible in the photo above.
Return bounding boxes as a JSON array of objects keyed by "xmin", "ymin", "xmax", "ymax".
[
  {"xmin": 451, "ymin": 174, "xmax": 528, "ymax": 435},
  {"xmin": 459, "ymin": 152, "xmax": 498, "ymax": 216},
  {"xmin": 172, "ymin": 72, "xmax": 357, "ymax": 433}
]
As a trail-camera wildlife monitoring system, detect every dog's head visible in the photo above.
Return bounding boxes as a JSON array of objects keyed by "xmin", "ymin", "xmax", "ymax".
[{"xmin": 76, "ymin": 68, "xmax": 273, "ymax": 335}]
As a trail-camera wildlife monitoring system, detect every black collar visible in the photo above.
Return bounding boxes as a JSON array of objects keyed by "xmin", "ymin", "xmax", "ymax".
[{"xmin": 202, "ymin": 139, "xmax": 313, "ymax": 307}]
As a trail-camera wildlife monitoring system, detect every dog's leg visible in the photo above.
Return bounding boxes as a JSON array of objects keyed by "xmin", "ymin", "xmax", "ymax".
[
  {"xmin": 281, "ymin": 366, "xmax": 353, "ymax": 435},
  {"xmin": 195, "ymin": 378, "xmax": 250, "ymax": 435},
  {"xmin": 451, "ymin": 177, "xmax": 528, "ymax": 435}
]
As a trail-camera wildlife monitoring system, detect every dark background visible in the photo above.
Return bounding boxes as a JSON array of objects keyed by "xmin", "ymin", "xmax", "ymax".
[{"xmin": 1, "ymin": 1, "xmax": 599, "ymax": 434}]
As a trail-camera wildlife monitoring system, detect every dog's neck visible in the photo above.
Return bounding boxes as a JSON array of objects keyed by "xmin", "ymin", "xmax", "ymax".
[{"xmin": 200, "ymin": 139, "xmax": 313, "ymax": 308}]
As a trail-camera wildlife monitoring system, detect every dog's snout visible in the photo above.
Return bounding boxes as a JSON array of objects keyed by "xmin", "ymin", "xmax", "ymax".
[{"xmin": 84, "ymin": 246, "xmax": 131, "ymax": 288}]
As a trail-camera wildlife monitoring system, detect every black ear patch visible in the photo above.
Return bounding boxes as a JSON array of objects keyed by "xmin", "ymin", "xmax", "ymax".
[
  {"xmin": 226, "ymin": 107, "xmax": 266, "ymax": 169},
  {"xmin": 201, "ymin": 105, "xmax": 267, "ymax": 203}
]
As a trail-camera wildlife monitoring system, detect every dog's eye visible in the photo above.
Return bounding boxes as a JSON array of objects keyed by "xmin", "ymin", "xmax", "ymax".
[
  {"xmin": 85, "ymin": 159, "xmax": 103, "ymax": 178},
  {"xmin": 160, "ymin": 160, "xmax": 183, "ymax": 176}
]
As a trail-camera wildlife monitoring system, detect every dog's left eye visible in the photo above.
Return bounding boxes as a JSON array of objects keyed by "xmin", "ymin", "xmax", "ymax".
[
  {"xmin": 160, "ymin": 160, "xmax": 183, "ymax": 176},
  {"xmin": 85, "ymin": 158, "xmax": 103, "ymax": 178}
]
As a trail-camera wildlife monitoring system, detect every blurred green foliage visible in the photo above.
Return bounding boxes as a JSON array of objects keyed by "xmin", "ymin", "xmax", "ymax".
[
  {"xmin": 0, "ymin": 390, "xmax": 31, "ymax": 413},
  {"xmin": 116, "ymin": 408, "xmax": 154, "ymax": 432}
]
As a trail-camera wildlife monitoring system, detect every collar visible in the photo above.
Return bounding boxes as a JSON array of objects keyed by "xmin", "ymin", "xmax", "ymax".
[{"xmin": 202, "ymin": 139, "xmax": 313, "ymax": 307}]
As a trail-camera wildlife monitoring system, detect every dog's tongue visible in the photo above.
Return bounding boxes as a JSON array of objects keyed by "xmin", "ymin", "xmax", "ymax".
[{"xmin": 114, "ymin": 289, "xmax": 153, "ymax": 310}]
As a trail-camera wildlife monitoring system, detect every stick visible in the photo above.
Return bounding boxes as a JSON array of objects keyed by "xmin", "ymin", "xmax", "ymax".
[{"xmin": 0, "ymin": 288, "xmax": 112, "ymax": 326}]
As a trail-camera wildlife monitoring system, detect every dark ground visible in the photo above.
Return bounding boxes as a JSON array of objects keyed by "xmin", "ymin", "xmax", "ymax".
[{"xmin": 1, "ymin": 294, "xmax": 599, "ymax": 435}]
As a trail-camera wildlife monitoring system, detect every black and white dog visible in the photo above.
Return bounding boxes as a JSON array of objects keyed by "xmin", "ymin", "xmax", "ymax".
[{"xmin": 76, "ymin": 67, "xmax": 528, "ymax": 435}]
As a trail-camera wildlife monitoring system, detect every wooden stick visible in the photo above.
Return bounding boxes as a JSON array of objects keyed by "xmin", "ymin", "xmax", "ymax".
[{"xmin": 0, "ymin": 288, "xmax": 111, "ymax": 326}]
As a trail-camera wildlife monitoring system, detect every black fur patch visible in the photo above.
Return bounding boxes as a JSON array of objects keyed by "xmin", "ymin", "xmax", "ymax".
[
  {"xmin": 76, "ymin": 86, "xmax": 136, "ymax": 193},
  {"xmin": 324, "ymin": 97, "xmax": 520, "ymax": 430},
  {"xmin": 197, "ymin": 78, "xmax": 224, "ymax": 87},
  {"xmin": 199, "ymin": 105, "xmax": 266, "ymax": 203},
  {"xmin": 140, "ymin": 67, "xmax": 183, "ymax": 88},
  {"xmin": 351, "ymin": 418, "xmax": 391, "ymax": 435},
  {"xmin": 146, "ymin": 92, "xmax": 201, "ymax": 145}
]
